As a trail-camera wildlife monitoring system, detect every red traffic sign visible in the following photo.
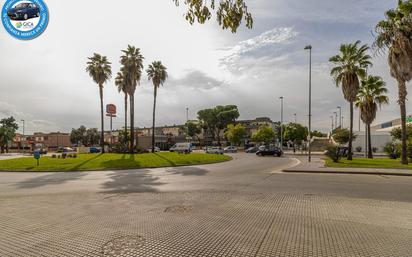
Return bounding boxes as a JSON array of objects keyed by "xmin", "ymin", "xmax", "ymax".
[{"xmin": 106, "ymin": 104, "xmax": 117, "ymax": 115}]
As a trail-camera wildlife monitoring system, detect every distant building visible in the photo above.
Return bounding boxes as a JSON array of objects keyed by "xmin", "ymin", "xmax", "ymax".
[{"xmin": 12, "ymin": 132, "xmax": 71, "ymax": 150}]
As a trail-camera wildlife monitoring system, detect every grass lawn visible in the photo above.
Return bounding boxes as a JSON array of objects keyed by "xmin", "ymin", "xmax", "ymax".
[
  {"xmin": 325, "ymin": 157, "xmax": 412, "ymax": 170},
  {"xmin": 0, "ymin": 152, "xmax": 232, "ymax": 172}
]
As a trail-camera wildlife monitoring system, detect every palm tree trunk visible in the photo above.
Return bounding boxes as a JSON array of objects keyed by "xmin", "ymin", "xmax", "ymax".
[
  {"xmin": 124, "ymin": 93, "xmax": 128, "ymax": 146},
  {"xmin": 399, "ymin": 80, "xmax": 408, "ymax": 164},
  {"xmin": 152, "ymin": 86, "xmax": 157, "ymax": 153},
  {"xmin": 129, "ymin": 94, "xmax": 134, "ymax": 153},
  {"xmin": 348, "ymin": 101, "xmax": 354, "ymax": 160},
  {"xmin": 99, "ymin": 85, "xmax": 105, "ymax": 154},
  {"xmin": 367, "ymin": 123, "xmax": 373, "ymax": 159}
]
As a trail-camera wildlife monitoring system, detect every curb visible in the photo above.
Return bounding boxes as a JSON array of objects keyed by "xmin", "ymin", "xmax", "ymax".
[{"xmin": 282, "ymin": 169, "xmax": 412, "ymax": 177}]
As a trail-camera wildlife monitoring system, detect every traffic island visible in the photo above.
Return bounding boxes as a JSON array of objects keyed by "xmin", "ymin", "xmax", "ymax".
[
  {"xmin": 0, "ymin": 152, "xmax": 232, "ymax": 172},
  {"xmin": 283, "ymin": 157, "xmax": 412, "ymax": 177}
]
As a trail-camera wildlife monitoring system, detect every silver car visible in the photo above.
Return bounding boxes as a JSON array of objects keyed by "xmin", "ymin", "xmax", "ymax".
[{"xmin": 206, "ymin": 147, "xmax": 224, "ymax": 154}]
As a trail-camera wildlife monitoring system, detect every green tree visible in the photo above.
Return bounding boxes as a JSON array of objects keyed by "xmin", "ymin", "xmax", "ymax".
[
  {"xmin": 390, "ymin": 125, "xmax": 412, "ymax": 141},
  {"xmin": 312, "ymin": 130, "xmax": 326, "ymax": 138},
  {"xmin": 355, "ymin": 75, "xmax": 389, "ymax": 158},
  {"xmin": 70, "ymin": 125, "xmax": 87, "ymax": 146},
  {"xmin": 330, "ymin": 41, "xmax": 372, "ymax": 160},
  {"xmin": 225, "ymin": 124, "xmax": 247, "ymax": 146},
  {"xmin": 197, "ymin": 105, "xmax": 239, "ymax": 145},
  {"xmin": 332, "ymin": 128, "xmax": 357, "ymax": 146},
  {"xmin": 252, "ymin": 126, "xmax": 276, "ymax": 145},
  {"xmin": 283, "ymin": 123, "xmax": 308, "ymax": 144},
  {"xmin": 86, "ymin": 53, "xmax": 112, "ymax": 153},
  {"xmin": 85, "ymin": 128, "xmax": 100, "ymax": 146},
  {"xmin": 375, "ymin": 0, "xmax": 412, "ymax": 164},
  {"xmin": 186, "ymin": 121, "xmax": 202, "ymax": 141},
  {"xmin": 173, "ymin": 0, "xmax": 253, "ymax": 33},
  {"xmin": 120, "ymin": 45, "xmax": 144, "ymax": 153},
  {"xmin": 0, "ymin": 117, "xmax": 18, "ymax": 154},
  {"xmin": 115, "ymin": 71, "xmax": 128, "ymax": 146},
  {"xmin": 147, "ymin": 61, "xmax": 168, "ymax": 153}
]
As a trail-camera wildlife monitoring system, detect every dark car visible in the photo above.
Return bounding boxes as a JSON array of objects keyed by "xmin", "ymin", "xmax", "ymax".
[
  {"xmin": 90, "ymin": 147, "xmax": 101, "ymax": 153},
  {"xmin": 7, "ymin": 2, "xmax": 40, "ymax": 20},
  {"xmin": 256, "ymin": 146, "xmax": 283, "ymax": 157},
  {"xmin": 246, "ymin": 146, "xmax": 259, "ymax": 153}
]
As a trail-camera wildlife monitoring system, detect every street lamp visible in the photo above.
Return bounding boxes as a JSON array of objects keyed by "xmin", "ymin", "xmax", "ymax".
[
  {"xmin": 294, "ymin": 113, "xmax": 297, "ymax": 123},
  {"xmin": 304, "ymin": 45, "xmax": 312, "ymax": 162},
  {"xmin": 186, "ymin": 107, "xmax": 189, "ymax": 123},
  {"xmin": 279, "ymin": 96, "xmax": 284, "ymax": 151},
  {"xmin": 21, "ymin": 119, "xmax": 25, "ymax": 153},
  {"xmin": 337, "ymin": 106, "xmax": 342, "ymax": 128},
  {"xmin": 330, "ymin": 116, "xmax": 334, "ymax": 132},
  {"xmin": 333, "ymin": 112, "xmax": 338, "ymax": 130}
]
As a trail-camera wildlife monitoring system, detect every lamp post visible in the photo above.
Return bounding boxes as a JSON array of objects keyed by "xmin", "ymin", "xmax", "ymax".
[
  {"xmin": 304, "ymin": 45, "xmax": 312, "ymax": 162},
  {"xmin": 21, "ymin": 119, "xmax": 25, "ymax": 153},
  {"xmin": 294, "ymin": 113, "xmax": 297, "ymax": 123},
  {"xmin": 337, "ymin": 106, "xmax": 342, "ymax": 128},
  {"xmin": 333, "ymin": 112, "xmax": 338, "ymax": 130},
  {"xmin": 279, "ymin": 96, "xmax": 284, "ymax": 151},
  {"xmin": 341, "ymin": 116, "xmax": 344, "ymax": 128},
  {"xmin": 186, "ymin": 107, "xmax": 189, "ymax": 123},
  {"xmin": 330, "ymin": 116, "xmax": 334, "ymax": 132}
]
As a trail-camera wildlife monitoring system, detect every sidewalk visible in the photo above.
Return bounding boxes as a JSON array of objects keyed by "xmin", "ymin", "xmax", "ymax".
[{"xmin": 283, "ymin": 156, "xmax": 412, "ymax": 177}]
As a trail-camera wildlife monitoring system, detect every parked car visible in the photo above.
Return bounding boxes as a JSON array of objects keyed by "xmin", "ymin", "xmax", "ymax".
[
  {"xmin": 32, "ymin": 148, "xmax": 47, "ymax": 155},
  {"xmin": 256, "ymin": 146, "xmax": 283, "ymax": 157},
  {"xmin": 7, "ymin": 2, "xmax": 40, "ymax": 20},
  {"xmin": 246, "ymin": 146, "xmax": 259, "ymax": 153},
  {"xmin": 57, "ymin": 147, "xmax": 75, "ymax": 153},
  {"xmin": 147, "ymin": 146, "xmax": 160, "ymax": 152},
  {"xmin": 169, "ymin": 143, "xmax": 192, "ymax": 154},
  {"xmin": 224, "ymin": 146, "xmax": 238, "ymax": 153},
  {"xmin": 206, "ymin": 147, "xmax": 224, "ymax": 155},
  {"xmin": 89, "ymin": 147, "xmax": 101, "ymax": 153}
]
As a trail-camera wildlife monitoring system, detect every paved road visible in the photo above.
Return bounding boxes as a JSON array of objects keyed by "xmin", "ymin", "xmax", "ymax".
[{"xmin": 0, "ymin": 153, "xmax": 411, "ymax": 256}]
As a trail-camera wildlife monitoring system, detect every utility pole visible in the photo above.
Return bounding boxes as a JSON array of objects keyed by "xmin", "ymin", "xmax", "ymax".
[
  {"xmin": 279, "ymin": 97, "xmax": 284, "ymax": 151},
  {"xmin": 294, "ymin": 113, "xmax": 297, "ymax": 123},
  {"xmin": 21, "ymin": 120, "xmax": 25, "ymax": 154},
  {"xmin": 304, "ymin": 45, "xmax": 312, "ymax": 162},
  {"xmin": 337, "ymin": 106, "xmax": 342, "ymax": 128},
  {"xmin": 186, "ymin": 107, "xmax": 189, "ymax": 123}
]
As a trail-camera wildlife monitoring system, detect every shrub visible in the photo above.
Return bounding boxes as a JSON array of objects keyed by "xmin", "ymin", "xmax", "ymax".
[
  {"xmin": 355, "ymin": 146, "xmax": 362, "ymax": 152},
  {"xmin": 57, "ymin": 155, "xmax": 61, "ymax": 159},
  {"xmin": 372, "ymin": 147, "xmax": 378, "ymax": 153},
  {"xmin": 51, "ymin": 154, "xmax": 57, "ymax": 158},
  {"xmin": 62, "ymin": 153, "xmax": 67, "ymax": 159},
  {"xmin": 383, "ymin": 142, "xmax": 400, "ymax": 159},
  {"xmin": 72, "ymin": 153, "xmax": 77, "ymax": 158},
  {"xmin": 325, "ymin": 146, "xmax": 341, "ymax": 163}
]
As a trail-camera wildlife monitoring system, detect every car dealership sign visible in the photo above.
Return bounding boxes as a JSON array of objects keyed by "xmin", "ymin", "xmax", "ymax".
[
  {"xmin": 106, "ymin": 104, "xmax": 117, "ymax": 115},
  {"xmin": 1, "ymin": 0, "xmax": 49, "ymax": 40}
]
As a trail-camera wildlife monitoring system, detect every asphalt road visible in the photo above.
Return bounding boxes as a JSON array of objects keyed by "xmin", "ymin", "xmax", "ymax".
[{"xmin": 0, "ymin": 153, "xmax": 411, "ymax": 256}]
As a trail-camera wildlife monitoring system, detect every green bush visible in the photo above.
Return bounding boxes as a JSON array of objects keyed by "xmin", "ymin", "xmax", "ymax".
[
  {"xmin": 72, "ymin": 153, "xmax": 77, "ymax": 158},
  {"xmin": 325, "ymin": 146, "xmax": 341, "ymax": 163},
  {"xmin": 62, "ymin": 153, "xmax": 67, "ymax": 159},
  {"xmin": 355, "ymin": 146, "xmax": 362, "ymax": 152},
  {"xmin": 383, "ymin": 142, "xmax": 401, "ymax": 159},
  {"xmin": 51, "ymin": 154, "xmax": 57, "ymax": 158}
]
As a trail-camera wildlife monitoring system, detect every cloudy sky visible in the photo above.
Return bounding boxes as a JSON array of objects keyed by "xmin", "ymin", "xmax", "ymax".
[{"xmin": 0, "ymin": 0, "xmax": 403, "ymax": 134}]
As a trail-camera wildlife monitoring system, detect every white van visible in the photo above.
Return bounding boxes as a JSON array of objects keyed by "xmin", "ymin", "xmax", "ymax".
[{"xmin": 169, "ymin": 143, "xmax": 192, "ymax": 154}]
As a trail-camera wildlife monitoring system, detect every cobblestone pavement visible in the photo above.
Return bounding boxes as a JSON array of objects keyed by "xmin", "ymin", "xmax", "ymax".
[{"xmin": 0, "ymin": 154, "xmax": 412, "ymax": 256}]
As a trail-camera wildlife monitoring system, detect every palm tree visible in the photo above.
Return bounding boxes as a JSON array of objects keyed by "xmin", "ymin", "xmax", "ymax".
[
  {"xmin": 115, "ymin": 70, "xmax": 128, "ymax": 146},
  {"xmin": 355, "ymin": 76, "xmax": 389, "ymax": 158},
  {"xmin": 375, "ymin": 0, "xmax": 412, "ymax": 164},
  {"xmin": 147, "ymin": 61, "xmax": 168, "ymax": 153},
  {"xmin": 330, "ymin": 41, "xmax": 372, "ymax": 160},
  {"xmin": 120, "ymin": 45, "xmax": 144, "ymax": 153},
  {"xmin": 86, "ymin": 53, "xmax": 112, "ymax": 153}
]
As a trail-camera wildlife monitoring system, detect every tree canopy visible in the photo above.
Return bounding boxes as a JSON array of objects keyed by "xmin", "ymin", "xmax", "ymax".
[
  {"xmin": 225, "ymin": 124, "xmax": 247, "ymax": 146},
  {"xmin": 0, "ymin": 117, "xmax": 18, "ymax": 153},
  {"xmin": 283, "ymin": 123, "xmax": 308, "ymax": 143},
  {"xmin": 173, "ymin": 0, "xmax": 253, "ymax": 33},
  {"xmin": 252, "ymin": 126, "xmax": 276, "ymax": 144},
  {"xmin": 198, "ymin": 105, "xmax": 239, "ymax": 143},
  {"xmin": 332, "ymin": 128, "xmax": 356, "ymax": 145},
  {"xmin": 70, "ymin": 126, "xmax": 101, "ymax": 147}
]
